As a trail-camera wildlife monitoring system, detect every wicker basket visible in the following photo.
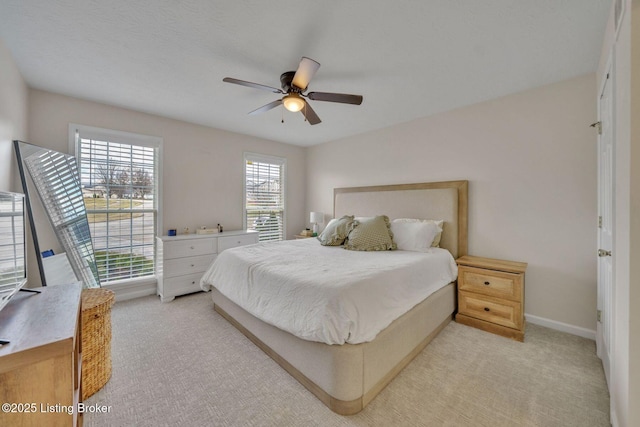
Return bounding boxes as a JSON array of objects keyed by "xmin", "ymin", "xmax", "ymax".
[{"xmin": 81, "ymin": 288, "xmax": 115, "ymax": 400}]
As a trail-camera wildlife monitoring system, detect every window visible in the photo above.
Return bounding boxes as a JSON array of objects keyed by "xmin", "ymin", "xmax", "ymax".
[
  {"xmin": 244, "ymin": 153, "xmax": 285, "ymax": 242},
  {"xmin": 72, "ymin": 124, "xmax": 161, "ymax": 284}
]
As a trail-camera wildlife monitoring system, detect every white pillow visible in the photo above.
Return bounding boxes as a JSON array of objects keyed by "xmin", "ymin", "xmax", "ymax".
[
  {"xmin": 390, "ymin": 221, "xmax": 442, "ymax": 252},
  {"xmin": 392, "ymin": 218, "xmax": 444, "ymax": 247}
]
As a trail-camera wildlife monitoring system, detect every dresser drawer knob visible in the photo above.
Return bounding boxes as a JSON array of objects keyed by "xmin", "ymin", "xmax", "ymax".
[
  {"xmin": 484, "ymin": 281, "xmax": 490, "ymax": 285},
  {"xmin": 484, "ymin": 307, "xmax": 490, "ymax": 312},
  {"xmin": 191, "ymin": 281, "xmax": 196, "ymax": 285},
  {"xmin": 191, "ymin": 264, "xmax": 195, "ymax": 267}
]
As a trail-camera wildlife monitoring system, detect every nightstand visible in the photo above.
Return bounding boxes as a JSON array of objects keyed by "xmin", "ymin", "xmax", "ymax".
[{"xmin": 455, "ymin": 255, "xmax": 527, "ymax": 342}]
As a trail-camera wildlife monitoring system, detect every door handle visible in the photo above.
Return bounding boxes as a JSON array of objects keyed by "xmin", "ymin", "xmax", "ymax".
[{"xmin": 598, "ymin": 249, "xmax": 612, "ymax": 257}]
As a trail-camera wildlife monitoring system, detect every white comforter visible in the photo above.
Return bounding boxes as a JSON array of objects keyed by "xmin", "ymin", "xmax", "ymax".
[{"xmin": 200, "ymin": 239, "xmax": 457, "ymax": 345}]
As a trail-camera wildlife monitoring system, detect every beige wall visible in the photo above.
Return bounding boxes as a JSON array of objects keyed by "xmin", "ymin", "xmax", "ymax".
[
  {"xmin": 0, "ymin": 39, "xmax": 28, "ymax": 191},
  {"xmin": 307, "ymin": 74, "xmax": 598, "ymax": 332},
  {"xmin": 26, "ymin": 89, "xmax": 306, "ymax": 284}
]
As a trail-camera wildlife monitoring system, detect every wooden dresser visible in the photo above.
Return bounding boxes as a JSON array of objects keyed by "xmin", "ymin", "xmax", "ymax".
[
  {"xmin": 455, "ymin": 255, "xmax": 527, "ymax": 342},
  {"xmin": 156, "ymin": 230, "xmax": 259, "ymax": 302},
  {"xmin": 0, "ymin": 283, "xmax": 83, "ymax": 426}
]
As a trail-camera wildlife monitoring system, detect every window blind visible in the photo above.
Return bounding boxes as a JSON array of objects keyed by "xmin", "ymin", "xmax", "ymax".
[
  {"xmin": 77, "ymin": 134, "xmax": 158, "ymax": 283},
  {"xmin": 22, "ymin": 149, "xmax": 99, "ymax": 287},
  {"xmin": 244, "ymin": 154, "xmax": 285, "ymax": 242},
  {"xmin": 0, "ymin": 194, "xmax": 25, "ymax": 288}
]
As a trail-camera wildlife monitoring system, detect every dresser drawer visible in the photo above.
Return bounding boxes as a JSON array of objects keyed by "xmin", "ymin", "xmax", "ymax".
[
  {"xmin": 218, "ymin": 234, "xmax": 258, "ymax": 252},
  {"xmin": 458, "ymin": 266, "xmax": 523, "ymax": 302},
  {"xmin": 458, "ymin": 291, "xmax": 523, "ymax": 330},
  {"xmin": 163, "ymin": 238, "xmax": 217, "ymax": 259},
  {"xmin": 164, "ymin": 254, "xmax": 216, "ymax": 278},
  {"xmin": 162, "ymin": 272, "xmax": 204, "ymax": 296}
]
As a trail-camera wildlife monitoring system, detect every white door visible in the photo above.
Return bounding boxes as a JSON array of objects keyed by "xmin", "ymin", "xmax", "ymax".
[{"xmin": 596, "ymin": 68, "xmax": 614, "ymax": 385}]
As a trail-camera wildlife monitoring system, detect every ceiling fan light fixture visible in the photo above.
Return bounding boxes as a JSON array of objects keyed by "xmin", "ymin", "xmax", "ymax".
[{"xmin": 283, "ymin": 93, "xmax": 305, "ymax": 112}]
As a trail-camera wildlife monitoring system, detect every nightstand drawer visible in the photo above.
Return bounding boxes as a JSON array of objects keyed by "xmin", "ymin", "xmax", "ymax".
[
  {"xmin": 458, "ymin": 266, "xmax": 523, "ymax": 302},
  {"xmin": 163, "ymin": 238, "xmax": 217, "ymax": 259},
  {"xmin": 164, "ymin": 254, "xmax": 216, "ymax": 278},
  {"xmin": 458, "ymin": 291, "xmax": 523, "ymax": 330}
]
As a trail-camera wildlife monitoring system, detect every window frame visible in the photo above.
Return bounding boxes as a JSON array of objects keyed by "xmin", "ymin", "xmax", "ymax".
[
  {"xmin": 243, "ymin": 152, "xmax": 286, "ymax": 242},
  {"xmin": 69, "ymin": 124, "xmax": 163, "ymax": 286}
]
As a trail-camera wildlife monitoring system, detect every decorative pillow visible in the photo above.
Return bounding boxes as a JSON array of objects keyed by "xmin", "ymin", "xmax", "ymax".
[
  {"xmin": 317, "ymin": 215, "xmax": 354, "ymax": 246},
  {"xmin": 344, "ymin": 215, "xmax": 397, "ymax": 251},
  {"xmin": 393, "ymin": 218, "xmax": 444, "ymax": 247},
  {"xmin": 390, "ymin": 221, "xmax": 442, "ymax": 252}
]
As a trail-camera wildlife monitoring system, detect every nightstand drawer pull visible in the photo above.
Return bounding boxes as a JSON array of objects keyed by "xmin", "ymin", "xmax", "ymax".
[
  {"xmin": 484, "ymin": 281, "xmax": 490, "ymax": 285},
  {"xmin": 484, "ymin": 307, "xmax": 490, "ymax": 311}
]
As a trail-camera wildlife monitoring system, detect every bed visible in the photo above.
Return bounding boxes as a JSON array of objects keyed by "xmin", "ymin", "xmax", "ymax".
[{"xmin": 201, "ymin": 181, "xmax": 468, "ymax": 414}]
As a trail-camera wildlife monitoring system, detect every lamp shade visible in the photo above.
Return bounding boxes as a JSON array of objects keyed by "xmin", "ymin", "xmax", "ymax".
[{"xmin": 310, "ymin": 212, "xmax": 324, "ymax": 224}]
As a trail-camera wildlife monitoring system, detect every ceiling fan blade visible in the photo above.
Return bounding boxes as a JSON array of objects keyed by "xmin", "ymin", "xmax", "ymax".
[
  {"xmin": 248, "ymin": 99, "xmax": 282, "ymax": 115},
  {"xmin": 292, "ymin": 57, "xmax": 320, "ymax": 91},
  {"xmin": 223, "ymin": 77, "xmax": 283, "ymax": 93},
  {"xmin": 301, "ymin": 100, "xmax": 321, "ymax": 125},
  {"xmin": 307, "ymin": 92, "xmax": 363, "ymax": 105}
]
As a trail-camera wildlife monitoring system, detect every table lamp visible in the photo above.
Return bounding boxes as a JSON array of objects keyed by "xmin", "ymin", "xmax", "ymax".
[{"xmin": 310, "ymin": 212, "xmax": 324, "ymax": 235}]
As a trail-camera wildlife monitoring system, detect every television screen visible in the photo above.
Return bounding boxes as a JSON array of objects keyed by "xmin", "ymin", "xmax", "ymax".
[{"xmin": 0, "ymin": 192, "xmax": 26, "ymax": 313}]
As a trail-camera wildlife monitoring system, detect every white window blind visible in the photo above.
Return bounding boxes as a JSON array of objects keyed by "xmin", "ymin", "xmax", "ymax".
[
  {"xmin": 22, "ymin": 148, "xmax": 99, "ymax": 287},
  {"xmin": 75, "ymin": 126, "xmax": 160, "ymax": 283},
  {"xmin": 0, "ymin": 193, "xmax": 25, "ymax": 288},
  {"xmin": 0, "ymin": 192, "xmax": 26, "ymax": 311},
  {"xmin": 244, "ymin": 153, "xmax": 285, "ymax": 242}
]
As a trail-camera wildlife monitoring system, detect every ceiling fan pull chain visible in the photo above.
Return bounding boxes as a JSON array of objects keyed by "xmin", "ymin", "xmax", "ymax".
[{"xmin": 281, "ymin": 103, "xmax": 284, "ymax": 124}]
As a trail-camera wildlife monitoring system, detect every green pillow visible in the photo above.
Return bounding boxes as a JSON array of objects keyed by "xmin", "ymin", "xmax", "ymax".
[
  {"xmin": 317, "ymin": 215, "xmax": 355, "ymax": 246},
  {"xmin": 344, "ymin": 215, "xmax": 397, "ymax": 251}
]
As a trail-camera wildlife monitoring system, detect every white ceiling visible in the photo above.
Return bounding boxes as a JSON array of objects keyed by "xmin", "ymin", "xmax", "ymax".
[{"xmin": 0, "ymin": 1, "xmax": 610, "ymax": 147}]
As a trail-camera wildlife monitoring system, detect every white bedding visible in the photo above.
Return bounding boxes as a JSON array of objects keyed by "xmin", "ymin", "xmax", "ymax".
[{"xmin": 200, "ymin": 238, "xmax": 457, "ymax": 345}]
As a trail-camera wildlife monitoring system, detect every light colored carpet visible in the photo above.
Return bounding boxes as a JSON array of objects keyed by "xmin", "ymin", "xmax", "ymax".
[{"xmin": 85, "ymin": 291, "xmax": 609, "ymax": 426}]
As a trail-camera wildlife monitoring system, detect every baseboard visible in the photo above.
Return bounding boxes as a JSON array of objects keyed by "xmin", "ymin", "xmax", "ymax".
[
  {"xmin": 524, "ymin": 313, "xmax": 596, "ymax": 340},
  {"xmin": 103, "ymin": 279, "xmax": 157, "ymax": 302}
]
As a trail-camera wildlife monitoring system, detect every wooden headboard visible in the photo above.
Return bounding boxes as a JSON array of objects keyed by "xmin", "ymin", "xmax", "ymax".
[{"xmin": 333, "ymin": 181, "xmax": 468, "ymax": 258}]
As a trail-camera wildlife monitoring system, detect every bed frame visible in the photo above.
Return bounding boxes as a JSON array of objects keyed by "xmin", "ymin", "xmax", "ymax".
[{"xmin": 212, "ymin": 180, "xmax": 468, "ymax": 414}]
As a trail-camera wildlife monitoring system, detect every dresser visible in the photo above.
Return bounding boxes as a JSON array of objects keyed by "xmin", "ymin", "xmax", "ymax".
[
  {"xmin": 455, "ymin": 255, "xmax": 527, "ymax": 342},
  {"xmin": 156, "ymin": 230, "xmax": 259, "ymax": 302},
  {"xmin": 0, "ymin": 283, "xmax": 83, "ymax": 427}
]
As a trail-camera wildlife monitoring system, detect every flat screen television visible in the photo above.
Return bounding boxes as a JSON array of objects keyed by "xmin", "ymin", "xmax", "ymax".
[{"xmin": 0, "ymin": 191, "xmax": 27, "ymax": 313}]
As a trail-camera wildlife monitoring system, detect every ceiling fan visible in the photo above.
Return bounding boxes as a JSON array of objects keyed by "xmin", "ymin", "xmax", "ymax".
[{"xmin": 223, "ymin": 57, "xmax": 363, "ymax": 125}]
